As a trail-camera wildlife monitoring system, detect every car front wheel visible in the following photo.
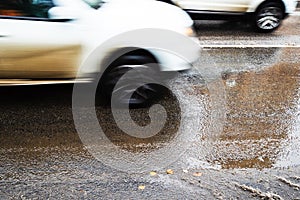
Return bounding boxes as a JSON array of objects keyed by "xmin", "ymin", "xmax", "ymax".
[
  {"xmin": 253, "ymin": 2, "xmax": 284, "ymax": 33},
  {"xmin": 99, "ymin": 51, "xmax": 165, "ymax": 107}
]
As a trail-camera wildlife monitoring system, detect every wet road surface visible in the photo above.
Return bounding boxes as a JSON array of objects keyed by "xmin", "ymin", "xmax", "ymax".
[{"xmin": 1, "ymin": 16, "xmax": 300, "ymax": 199}]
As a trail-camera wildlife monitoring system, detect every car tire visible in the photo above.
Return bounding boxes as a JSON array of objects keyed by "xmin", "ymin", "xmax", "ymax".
[
  {"xmin": 253, "ymin": 2, "xmax": 284, "ymax": 33},
  {"xmin": 99, "ymin": 51, "xmax": 165, "ymax": 107}
]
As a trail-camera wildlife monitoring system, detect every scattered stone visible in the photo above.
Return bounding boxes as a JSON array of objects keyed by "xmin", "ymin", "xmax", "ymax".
[
  {"xmin": 138, "ymin": 185, "xmax": 145, "ymax": 190},
  {"xmin": 193, "ymin": 172, "xmax": 202, "ymax": 177},
  {"xmin": 258, "ymin": 156, "xmax": 264, "ymax": 162},
  {"xmin": 150, "ymin": 171, "xmax": 157, "ymax": 176}
]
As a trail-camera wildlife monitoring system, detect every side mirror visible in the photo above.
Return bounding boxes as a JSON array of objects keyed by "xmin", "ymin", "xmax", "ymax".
[{"xmin": 48, "ymin": 6, "xmax": 78, "ymax": 20}]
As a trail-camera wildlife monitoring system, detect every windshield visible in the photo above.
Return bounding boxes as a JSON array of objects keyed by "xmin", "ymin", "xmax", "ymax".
[{"xmin": 82, "ymin": 0, "xmax": 103, "ymax": 8}]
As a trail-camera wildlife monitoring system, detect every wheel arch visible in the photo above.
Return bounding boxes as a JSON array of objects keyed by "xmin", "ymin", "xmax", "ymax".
[
  {"xmin": 99, "ymin": 47, "xmax": 159, "ymax": 74},
  {"xmin": 253, "ymin": 0, "xmax": 286, "ymax": 16},
  {"xmin": 248, "ymin": 0, "xmax": 286, "ymax": 15},
  {"xmin": 99, "ymin": 46, "xmax": 193, "ymax": 73}
]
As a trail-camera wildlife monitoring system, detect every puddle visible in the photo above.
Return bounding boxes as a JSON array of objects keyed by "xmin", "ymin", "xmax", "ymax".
[{"xmin": 211, "ymin": 63, "xmax": 300, "ymax": 169}]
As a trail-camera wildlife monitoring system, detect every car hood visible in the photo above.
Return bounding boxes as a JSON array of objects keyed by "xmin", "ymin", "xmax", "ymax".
[{"xmin": 99, "ymin": 0, "xmax": 193, "ymax": 28}]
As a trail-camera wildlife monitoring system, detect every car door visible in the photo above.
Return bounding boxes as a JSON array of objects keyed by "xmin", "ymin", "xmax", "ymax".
[
  {"xmin": 173, "ymin": 0, "xmax": 251, "ymax": 12},
  {"xmin": 0, "ymin": 0, "xmax": 82, "ymax": 79}
]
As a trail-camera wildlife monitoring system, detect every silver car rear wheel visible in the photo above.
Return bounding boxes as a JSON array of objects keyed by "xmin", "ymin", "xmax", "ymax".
[{"xmin": 254, "ymin": 2, "xmax": 283, "ymax": 32}]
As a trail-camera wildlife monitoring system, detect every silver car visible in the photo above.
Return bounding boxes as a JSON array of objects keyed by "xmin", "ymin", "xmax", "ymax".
[{"xmin": 161, "ymin": 0, "xmax": 298, "ymax": 32}]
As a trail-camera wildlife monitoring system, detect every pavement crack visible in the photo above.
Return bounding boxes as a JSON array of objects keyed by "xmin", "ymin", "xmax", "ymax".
[
  {"xmin": 292, "ymin": 176, "xmax": 300, "ymax": 180},
  {"xmin": 276, "ymin": 176, "xmax": 300, "ymax": 190},
  {"xmin": 235, "ymin": 182, "xmax": 283, "ymax": 200}
]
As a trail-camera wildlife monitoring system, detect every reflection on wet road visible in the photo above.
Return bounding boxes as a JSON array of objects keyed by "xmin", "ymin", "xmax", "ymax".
[
  {"xmin": 216, "ymin": 62, "xmax": 300, "ymax": 169},
  {"xmin": 182, "ymin": 46, "xmax": 299, "ymax": 170}
]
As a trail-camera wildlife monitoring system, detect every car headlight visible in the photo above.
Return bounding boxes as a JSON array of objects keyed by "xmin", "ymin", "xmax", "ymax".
[{"xmin": 185, "ymin": 26, "xmax": 196, "ymax": 37}]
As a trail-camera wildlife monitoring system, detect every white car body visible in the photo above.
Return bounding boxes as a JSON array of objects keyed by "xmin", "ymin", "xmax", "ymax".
[
  {"xmin": 172, "ymin": 0, "xmax": 297, "ymax": 13},
  {"xmin": 0, "ymin": 0, "xmax": 199, "ymax": 84}
]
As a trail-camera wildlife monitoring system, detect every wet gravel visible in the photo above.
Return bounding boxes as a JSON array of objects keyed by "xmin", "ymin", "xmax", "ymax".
[{"xmin": 1, "ymin": 16, "xmax": 300, "ymax": 199}]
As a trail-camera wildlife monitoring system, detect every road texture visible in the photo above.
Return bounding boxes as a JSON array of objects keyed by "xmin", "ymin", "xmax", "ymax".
[{"xmin": 1, "ymin": 16, "xmax": 300, "ymax": 199}]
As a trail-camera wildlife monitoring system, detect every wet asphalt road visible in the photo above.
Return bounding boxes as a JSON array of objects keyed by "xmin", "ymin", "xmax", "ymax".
[{"xmin": 1, "ymin": 16, "xmax": 300, "ymax": 199}]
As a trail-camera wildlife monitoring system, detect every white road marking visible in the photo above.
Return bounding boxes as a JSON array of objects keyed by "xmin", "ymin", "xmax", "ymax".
[{"xmin": 291, "ymin": 12, "xmax": 300, "ymax": 16}]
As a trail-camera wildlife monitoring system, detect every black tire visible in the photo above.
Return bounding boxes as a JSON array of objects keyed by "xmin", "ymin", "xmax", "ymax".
[
  {"xmin": 99, "ymin": 51, "xmax": 164, "ymax": 107},
  {"xmin": 253, "ymin": 2, "xmax": 284, "ymax": 33}
]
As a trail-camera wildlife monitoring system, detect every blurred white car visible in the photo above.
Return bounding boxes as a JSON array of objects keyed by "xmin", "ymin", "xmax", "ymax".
[
  {"xmin": 161, "ymin": 0, "xmax": 298, "ymax": 32},
  {"xmin": 0, "ymin": 0, "xmax": 199, "ymax": 105}
]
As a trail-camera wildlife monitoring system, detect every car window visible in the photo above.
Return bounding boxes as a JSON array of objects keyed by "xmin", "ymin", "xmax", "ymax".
[{"xmin": 0, "ymin": 0, "xmax": 54, "ymax": 18}]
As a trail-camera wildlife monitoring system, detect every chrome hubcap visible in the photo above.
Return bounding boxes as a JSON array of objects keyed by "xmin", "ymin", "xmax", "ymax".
[{"xmin": 257, "ymin": 7, "xmax": 282, "ymax": 30}]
